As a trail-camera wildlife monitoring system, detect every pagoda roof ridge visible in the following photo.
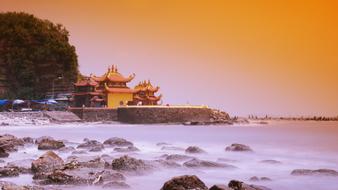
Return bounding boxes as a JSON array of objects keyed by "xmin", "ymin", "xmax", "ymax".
[{"xmin": 90, "ymin": 65, "xmax": 135, "ymax": 83}]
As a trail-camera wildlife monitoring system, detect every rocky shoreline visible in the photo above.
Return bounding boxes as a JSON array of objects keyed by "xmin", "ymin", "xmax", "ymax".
[{"xmin": 1, "ymin": 133, "xmax": 337, "ymax": 190}]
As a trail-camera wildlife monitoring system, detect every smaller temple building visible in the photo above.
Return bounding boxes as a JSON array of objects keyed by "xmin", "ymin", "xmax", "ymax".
[{"xmin": 72, "ymin": 65, "xmax": 162, "ymax": 108}]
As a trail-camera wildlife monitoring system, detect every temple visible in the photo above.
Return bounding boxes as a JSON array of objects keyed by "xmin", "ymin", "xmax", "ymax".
[
  {"xmin": 133, "ymin": 80, "xmax": 162, "ymax": 105},
  {"xmin": 72, "ymin": 65, "xmax": 162, "ymax": 108}
]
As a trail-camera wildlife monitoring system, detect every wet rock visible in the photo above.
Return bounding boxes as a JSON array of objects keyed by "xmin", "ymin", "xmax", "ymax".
[
  {"xmin": 35, "ymin": 136, "xmax": 54, "ymax": 144},
  {"xmin": 22, "ymin": 137, "xmax": 34, "ymax": 144},
  {"xmin": 1, "ymin": 183, "xmax": 46, "ymax": 190},
  {"xmin": 103, "ymin": 181, "xmax": 130, "ymax": 189},
  {"xmin": 44, "ymin": 169, "xmax": 90, "ymax": 185},
  {"xmin": 225, "ymin": 144, "xmax": 253, "ymax": 152},
  {"xmin": 72, "ymin": 150, "xmax": 87, "ymax": 155},
  {"xmin": 161, "ymin": 175, "xmax": 208, "ymax": 190},
  {"xmin": 77, "ymin": 139, "xmax": 104, "ymax": 152},
  {"xmin": 165, "ymin": 154, "xmax": 195, "ymax": 161},
  {"xmin": 249, "ymin": 176, "xmax": 272, "ymax": 182},
  {"xmin": 152, "ymin": 160, "xmax": 181, "ymax": 168},
  {"xmin": 0, "ymin": 147, "xmax": 9, "ymax": 158},
  {"xmin": 31, "ymin": 151, "xmax": 64, "ymax": 174},
  {"xmin": 209, "ymin": 185, "xmax": 232, "ymax": 190},
  {"xmin": 103, "ymin": 137, "xmax": 133, "ymax": 147},
  {"xmin": 96, "ymin": 170, "xmax": 125, "ymax": 182},
  {"xmin": 58, "ymin": 146, "xmax": 76, "ymax": 153},
  {"xmin": 111, "ymin": 155, "xmax": 150, "ymax": 172},
  {"xmin": 185, "ymin": 146, "xmax": 206, "ymax": 154},
  {"xmin": 38, "ymin": 139, "xmax": 65, "ymax": 150},
  {"xmin": 183, "ymin": 158, "xmax": 236, "ymax": 169},
  {"xmin": 114, "ymin": 146, "xmax": 139, "ymax": 152},
  {"xmin": 66, "ymin": 156, "xmax": 105, "ymax": 168},
  {"xmin": 156, "ymin": 142, "xmax": 171, "ymax": 146},
  {"xmin": 228, "ymin": 180, "xmax": 271, "ymax": 190},
  {"xmin": 0, "ymin": 166, "xmax": 20, "ymax": 177},
  {"xmin": 291, "ymin": 169, "xmax": 338, "ymax": 176},
  {"xmin": 0, "ymin": 134, "xmax": 24, "ymax": 153},
  {"xmin": 7, "ymin": 159, "xmax": 34, "ymax": 174},
  {"xmin": 259, "ymin": 160, "xmax": 282, "ymax": 164},
  {"xmin": 161, "ymin": 146, "xmax": 185, "ymax": 151}
]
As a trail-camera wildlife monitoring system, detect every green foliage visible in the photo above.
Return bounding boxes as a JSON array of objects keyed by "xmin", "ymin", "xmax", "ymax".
[{"xmin": 0, "ymin": 12, "xmax": 78, "ymax": 99}]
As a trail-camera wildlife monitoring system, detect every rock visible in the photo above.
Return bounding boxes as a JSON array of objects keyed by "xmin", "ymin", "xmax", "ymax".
[
  {"xmin": 7, "ymin": 159, "xmax": 34, "ymax": 174},
  {"xmin": 111, "ymin": 155, "xmax": 150, "ymax": 172},
  {"xmin": 77, "ymin": 139, "xmax": 104, "ymax": 152},
  {"xmin": 103, "ymin": 137, "xmax": 133, "ymax": 147},
  {"xmin": 96, "ymin": 170, "xmax": 125, "ymax": 182},
  {"xmin": 185, "ymin": 146, "xmax": 206, "ymax": 154},
  {"xmin": 165, "ymin": 154, "xmax": 194, "ymax": 161},
  {"xmin": 152, "ymin": 160, "xmax": 181, "ymax": 168},
  {"xmin": 66, "ymin": 155, "xmax": 105, "ymax": 168},
  {"xmin": 58, "ymin": 146, "xmax": 76, "ymax": 153},
  {"xmin": 228, "ymin": 180, "xmax": 271, "ymax": 190},
  {"xmin": 183, "ymin": 158, "xmax": 236, "ymax": 169},
  {"xmin": 161, "ymin": 175, "xmax": 208, "ymax": 190},
  {"xmin": 209, "ymin": 185, "xmax": 232, "ymax": 190},
  {"xmin": 44, "ymin": 169, "xmax": 90, "ymax": 185},
  {"xmin": 31, "ymin": 151, "xmax": 64, "ymax": 174},
  {"xmin": 225, "ymin": 144, "xmax": 252, "ymax": 152},
  {"xmin": 291, "ymin": 169, "xmax": 338, "ymax": 176},
  {"xmin": 72, "ymin": 150, "xmax": 87, "ymax": 155},
  {"xmin": 35, "ymin": 136, "xmax": 54, "ymax": 144},
  {"xmin": 38, "ymin": 139, "xmax": 65, "ymax": 150},
  {"xmin": 22, "ymin": 137, "xmax": 34, "ymax": 144},
  {"xmin": 156, "ymin": 142, "xmax": 171, "ymax": 146},
  {"xmin": 0, "ymin": 166, "xmax": 20, "ymax": 177},
  {"xmin": 114, "ymin": 146, "xmax": 139, "ymax": 152},
  {"xmin": 161, "ymin": 146, "xmax": 185, "ymax": 151},
  {"xmin": 259, "ymin": 160, "xmax": 282, "ymax": 164},
  {"xmin": 103, "ymin": 181, "xmax": 130, "ymax": 189},
  {"xmin": 0, "ymin": 134, "xmax": 24, "ymax": 153},
  {"xmin": 0, "ymin": 147, "xmax": 9, "ymax": 158},
  {"xmin": 1, "ymin": 183, "xmax": 46, "ymax": 190},
  {"xmin": 249, "ymin": 176, "xmax": 272, "ymax": 182}
]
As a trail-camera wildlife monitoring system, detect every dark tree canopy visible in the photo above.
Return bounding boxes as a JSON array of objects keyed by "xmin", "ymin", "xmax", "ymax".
[{"xmin": 0, "ymin": 12, "xmax": 79, "ymax": 99}]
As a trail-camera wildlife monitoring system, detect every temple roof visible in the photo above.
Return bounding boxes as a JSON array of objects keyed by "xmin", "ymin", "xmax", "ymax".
[
  {"xmin": 134, "ymin": 80, "xmax": 160, "ymax": 92},
  {"xmin": 74, "ymin": 78, "xmax": 98, "ymax": 87},
  {"xmin": 90, "ymin": 65, "xmax": 135, "ymax": 83},
  {"xmin": 104, "ymin": 83, "xmax": 139, "ymax": 93}
]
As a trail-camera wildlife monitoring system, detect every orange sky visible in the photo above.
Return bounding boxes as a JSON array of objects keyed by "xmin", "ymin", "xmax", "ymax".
[{"xmin": 1, "ymin": 0, "xmax": 338, "ymax": 116}]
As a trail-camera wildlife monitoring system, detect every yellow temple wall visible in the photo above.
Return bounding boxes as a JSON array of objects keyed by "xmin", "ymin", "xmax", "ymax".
[{"xmin": 107, "ymin": 93, "xmax": 133, "ymax": 108}]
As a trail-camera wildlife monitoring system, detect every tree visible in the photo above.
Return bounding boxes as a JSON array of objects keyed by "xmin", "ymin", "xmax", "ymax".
[{"xmin": 0, "ymin": 12, "xmax": 79, "ymax": 99}]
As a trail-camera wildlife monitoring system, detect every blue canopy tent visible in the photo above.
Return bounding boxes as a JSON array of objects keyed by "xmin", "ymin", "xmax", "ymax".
[
  {"xmin": 0, "ymin": 100, "xmax": 9, "ymax": 106},
  {"xmin": 31, "ymin": 99, "xmax": 58, "ymax": 105}
]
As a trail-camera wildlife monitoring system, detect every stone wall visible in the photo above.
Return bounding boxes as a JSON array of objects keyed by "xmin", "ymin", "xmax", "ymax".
[
  {"xmin": 117, "ymin": 106, "xmax": 217, "ymax": 124},
  {"xmin": 69, "ymin": 108, "xmax": 118, "ymax": 122}
]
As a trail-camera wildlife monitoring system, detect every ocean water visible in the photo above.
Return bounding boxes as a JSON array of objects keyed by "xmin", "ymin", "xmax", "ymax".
[{"xmin": 0, "ymin": 121, "xmax": 338, "ymax": 190}]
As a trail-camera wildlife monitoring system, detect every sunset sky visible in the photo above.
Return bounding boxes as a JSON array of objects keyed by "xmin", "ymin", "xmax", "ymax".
[{"xmin": 1, "ymin": 0, "xmax": 337, "ymax": 116}]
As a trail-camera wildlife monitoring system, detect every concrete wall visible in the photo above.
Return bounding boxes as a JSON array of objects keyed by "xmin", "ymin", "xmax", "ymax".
[
  {"xmin": 69, "ymin": 108, "xmax": 118, "ymax": 122},
  {"xmin": 117, "ymin": 106, "xmax": 214, "ymax": 124}
]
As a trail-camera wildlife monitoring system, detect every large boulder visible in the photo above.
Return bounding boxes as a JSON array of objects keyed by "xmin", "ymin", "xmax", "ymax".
[
  {"xmin": 183, "ymin": 158, "xmax": 236, "ymax": 169},
  {"xmin": 209, "ymin": 185, "xmax": 232, "ymax": 190},
  {"xmin": 37, "ymin": 139, "xmax": 65, "ymax": 150},
  {"xmin": 225, "ymin": 144, "xmax": 252, "ymax": 152},
  {"xmin": 111, "ymin": 155, "xmax": 150, "ymax": 172},
  {"xmin": 102, "ymin": 181, "xmax": 130, "ymax": 189},
  {"xmin": 291, "ymin": 169, "xmax": 338, "ymax": 176},
  {"xmin": 103, "ymin": 137, "xmax": 133, "ymax": 147},
  {"xmin": 165, "ymin": 154, "xmax": 195, "ymax": 162},
  {"xmin": 114, "ymin": 146, "xmax": 139, "ymax": 152},
  {"xmin": 185, "ymin": 146, "xmax": 206, "ymax": 154},
  {"xmin": 31, "ymin": 151, "xmax": 64, "ymax": 175},
  {"xmin": 161, "ymin": 175, "xmax": 208, "ymax": 190}
]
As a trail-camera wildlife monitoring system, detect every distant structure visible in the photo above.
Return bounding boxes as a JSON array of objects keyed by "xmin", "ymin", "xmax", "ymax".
[{"xmin": 72, "ymin": 65, "xmax": 162, "ymax": 108}]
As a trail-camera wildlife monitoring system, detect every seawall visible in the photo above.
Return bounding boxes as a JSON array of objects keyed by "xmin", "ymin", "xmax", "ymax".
[{"xmin": 69, "ymin": 108, "xmax": 118, "ymax": 122}]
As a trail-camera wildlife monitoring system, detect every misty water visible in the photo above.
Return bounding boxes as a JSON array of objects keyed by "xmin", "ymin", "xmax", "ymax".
[{"xmin": 1, "ymin": 121, "xmax": 338, "ymax": 190}]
